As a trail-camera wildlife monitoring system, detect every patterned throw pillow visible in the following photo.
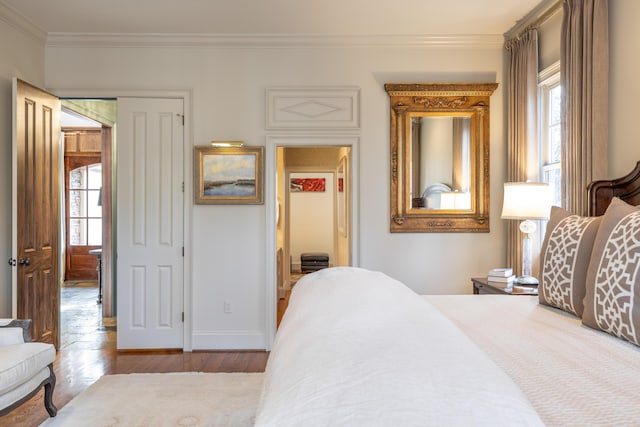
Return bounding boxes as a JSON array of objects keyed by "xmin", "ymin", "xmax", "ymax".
[
  {"xmin": 583, "ymin": 197, "xmax": 640, "ymax": 346},
  {"xmin": 538, "ymin": 206, "xmax": 601, "ymax": 317}
]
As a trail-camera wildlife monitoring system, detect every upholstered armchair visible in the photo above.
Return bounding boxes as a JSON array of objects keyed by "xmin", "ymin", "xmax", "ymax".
[{"xmin": 0, "ymin": 319, "xmax": 57, "ymax": 417}]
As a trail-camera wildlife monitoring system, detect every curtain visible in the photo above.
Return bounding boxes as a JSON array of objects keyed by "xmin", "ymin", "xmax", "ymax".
[
  {"xmin": 561, "ymin": 0, "xmax": 609, "ymax": 215},
  {"xmin": 505, "ymin": 29, "xmax": 539, "ymax": 277},
  {"xmin": 451, "ymin": 117, "xmax": 469, "ymax": 191}
]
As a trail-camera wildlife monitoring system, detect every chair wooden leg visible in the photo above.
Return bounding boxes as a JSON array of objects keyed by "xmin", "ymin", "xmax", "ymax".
[{"xmin": 43, "ymin": 364, "xmax": 57, "ymax": 417}]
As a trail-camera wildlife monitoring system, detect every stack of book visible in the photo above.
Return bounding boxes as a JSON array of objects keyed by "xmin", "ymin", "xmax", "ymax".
[{"xmin": 487, "ymin": 268, "xmax": 515, "ymax": 284}]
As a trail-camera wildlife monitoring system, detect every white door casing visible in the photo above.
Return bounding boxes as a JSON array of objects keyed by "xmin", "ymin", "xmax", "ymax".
[
  {"xmin": 117, "ymin": 97, "xmax": 184, "ymax": 349},
  {"xmin": 265, "ymin": 135, "xmax": 359, "ymax": 349}
]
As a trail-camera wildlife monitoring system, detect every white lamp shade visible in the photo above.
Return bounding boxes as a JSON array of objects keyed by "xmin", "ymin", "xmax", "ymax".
[
  {"xmin": 501, "ymin": 182, "xmax": 552, "ymax": 220},
  {"xmin": 440, "ymin": 191, "xmax": 471, "ymax": 209}
]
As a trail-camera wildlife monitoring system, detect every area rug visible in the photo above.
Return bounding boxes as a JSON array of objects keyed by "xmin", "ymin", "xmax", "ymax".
[{"xmin": 40, "ymin": 372, "xmax": 264, "ymax": 427}]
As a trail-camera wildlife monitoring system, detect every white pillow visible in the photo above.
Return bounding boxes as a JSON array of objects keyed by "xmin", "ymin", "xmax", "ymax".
[{"xmin": 0, "ymin": 327, "xmax": 25, "ymax": 345}]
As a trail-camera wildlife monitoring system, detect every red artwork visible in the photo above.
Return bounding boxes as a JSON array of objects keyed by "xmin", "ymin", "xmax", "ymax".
[{"xmin": 290, "ymin": 178, "xmax": 326, "ymax": 192}]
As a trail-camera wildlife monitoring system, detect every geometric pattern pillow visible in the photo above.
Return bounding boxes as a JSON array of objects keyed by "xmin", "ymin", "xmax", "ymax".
[
  {"xmin": 538, "ymin": 206, "xmax": 601, "ymax": 317},
  {"xmin": 582, "ymin": 197, "xmax": 640, "ymax": 346}
]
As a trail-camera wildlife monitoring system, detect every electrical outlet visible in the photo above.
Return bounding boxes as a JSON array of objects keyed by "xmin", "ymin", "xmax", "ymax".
[{"xmin": 224, "ymin": 300, "xmax": 232, "ymax": 313}]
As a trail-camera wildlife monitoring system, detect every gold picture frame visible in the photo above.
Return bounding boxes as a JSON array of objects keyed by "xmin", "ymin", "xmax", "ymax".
[{"xmin": 194, "ymin": 145, "xmax": 264, "ymax": 205}]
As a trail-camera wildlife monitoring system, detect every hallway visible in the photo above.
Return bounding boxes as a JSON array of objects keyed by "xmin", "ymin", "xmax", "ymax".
[{"xmin": 60, "ymin": 281, "xmax": 115, "ymax": 351}]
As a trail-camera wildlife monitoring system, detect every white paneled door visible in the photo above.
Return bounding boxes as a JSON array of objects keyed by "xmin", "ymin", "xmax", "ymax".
[{"xmin": 117, "ymin": 98, "xmax": 184, "ymax": 349}]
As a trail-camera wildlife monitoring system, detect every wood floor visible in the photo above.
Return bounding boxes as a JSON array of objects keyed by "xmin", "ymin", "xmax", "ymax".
[{"xmin": 1, "ymin": 285, "xmax": 273, "ymax": 427}]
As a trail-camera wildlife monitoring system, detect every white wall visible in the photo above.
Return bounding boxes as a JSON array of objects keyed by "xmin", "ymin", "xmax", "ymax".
[
  {"xmin": 0, "ymin": 10, "xmax": 45, "ymax": 317},
  {"xmin": 421, "ymin": 117, "xmax": 454, "ymax": 191},
  {"xmin": 0, "ymin": 0, "xmax": 626, "ymax": 347},
  {"xmin": 289, "ymin": 172, "xmax": 335, "ymax": 269},
  {"xmin": 42, "ymin": 39, "xmax": 506, "ymax": 348}
]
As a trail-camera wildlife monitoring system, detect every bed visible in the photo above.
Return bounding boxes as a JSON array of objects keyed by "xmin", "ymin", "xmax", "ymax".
[{"xmin": 255, "ymin": 162, "xmax": 640, "ymax": 427}]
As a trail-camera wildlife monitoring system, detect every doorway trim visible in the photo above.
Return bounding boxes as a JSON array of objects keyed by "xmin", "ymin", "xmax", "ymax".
[
  {"xmin": 49, "ymin": 88, "xmax": 193, "ymax": 351},
  {"xmin": 265, "ymin": 135, "xmax": 360, "ymax": 349}
]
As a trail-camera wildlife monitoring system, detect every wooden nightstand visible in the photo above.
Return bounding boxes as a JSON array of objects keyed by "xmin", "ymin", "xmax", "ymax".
[{"xmin": 471, "ymin": 277, "xmax": 538, "ymax": 295}]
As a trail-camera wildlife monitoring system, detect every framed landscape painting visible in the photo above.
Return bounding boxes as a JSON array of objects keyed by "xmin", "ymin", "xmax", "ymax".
[{"xmin": 194, "ymin": 145, "xmax": 264, "ymax": 204}]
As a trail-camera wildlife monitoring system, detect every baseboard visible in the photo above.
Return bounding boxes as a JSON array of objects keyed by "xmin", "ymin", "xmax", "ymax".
[{"xmin": 192, "ymin": 330, "xmax": 266, "ymax": 350}]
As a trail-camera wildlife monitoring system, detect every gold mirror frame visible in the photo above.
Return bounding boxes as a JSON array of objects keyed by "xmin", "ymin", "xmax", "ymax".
[{"xmin": 385, "ymin": 83, "xmax": 498, "ymax": 232}]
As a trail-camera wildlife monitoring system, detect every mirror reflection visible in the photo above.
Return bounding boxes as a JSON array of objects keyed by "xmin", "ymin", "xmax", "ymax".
[
  {"xmin": 410, "ymin": 115, "xmax": 471, "ymax": 210},
  {"xmin": 384, "ymin": 82, "xmax": 498, "ymax": 233}
]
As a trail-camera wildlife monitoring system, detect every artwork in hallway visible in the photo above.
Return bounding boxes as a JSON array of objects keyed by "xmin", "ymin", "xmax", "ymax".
[{"xmin": 290, "ymin": 178, "xmax": 326, "ymax": 192}]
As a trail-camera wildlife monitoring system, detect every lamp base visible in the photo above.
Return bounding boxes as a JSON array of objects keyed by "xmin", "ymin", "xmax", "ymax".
[{"xmin": 514, "ymin": 275, "xmax": 539, "ymax": 286}]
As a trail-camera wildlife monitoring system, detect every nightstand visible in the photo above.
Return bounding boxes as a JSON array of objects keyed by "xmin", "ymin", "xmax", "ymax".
[{"xmin": 471, "ymin": 277, "xmax": 538, "ymax": 295}]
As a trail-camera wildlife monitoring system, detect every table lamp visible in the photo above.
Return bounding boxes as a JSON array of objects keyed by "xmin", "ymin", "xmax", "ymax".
[{"xmin": 501, "ymin": 182, "xmax": 552, "ymax": 285}]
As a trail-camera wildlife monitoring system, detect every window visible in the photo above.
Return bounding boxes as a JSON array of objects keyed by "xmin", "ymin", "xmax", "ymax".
[
  {"xmin": 69, "ymin": 163, "xmax": 102, "ymax": 246},
  {"xmin": 538, "ymin": 62, "xmax": 562, "ymax": 207}
]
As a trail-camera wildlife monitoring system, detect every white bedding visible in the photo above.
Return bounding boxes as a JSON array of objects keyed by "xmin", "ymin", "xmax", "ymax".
[
  {"xmin": 255, "ymin": 267, "xmax": 544, "ymax": 426},
  {"xmin": 425, "ymin": 294, "xmax": 640, "ymax": 427}
]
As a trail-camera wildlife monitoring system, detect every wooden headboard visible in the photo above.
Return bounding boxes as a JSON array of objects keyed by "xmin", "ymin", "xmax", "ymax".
[{"xmin": 588, "ymin": 161, "xmax": 640, "ymax": 216}]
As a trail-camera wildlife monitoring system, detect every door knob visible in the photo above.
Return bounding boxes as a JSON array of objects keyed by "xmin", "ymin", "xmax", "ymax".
[
  {"xmin": 8, "ymin": 258, "xmax": 16, "ymax": 267},
  {"xmin": 18, "ymin": 258, "xmax": 31, "ymax": 266}
]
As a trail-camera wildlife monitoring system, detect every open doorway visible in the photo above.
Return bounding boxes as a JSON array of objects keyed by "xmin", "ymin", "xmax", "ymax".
[
  {"xmin": 60, "ymin": 101, "xmax": 116, "ymax": 350},
  {"xmin": 275, "ymin": 146, "xmax": 352, "ymax": 325}
]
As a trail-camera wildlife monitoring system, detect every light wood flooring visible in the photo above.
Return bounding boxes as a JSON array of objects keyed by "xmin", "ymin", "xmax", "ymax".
[{"xmin": 1, "ymin": 284, "xmax": 271, "ymax": 427}]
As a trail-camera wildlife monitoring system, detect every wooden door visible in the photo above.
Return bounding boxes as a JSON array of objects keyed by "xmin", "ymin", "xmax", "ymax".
[
  {"xmin": 12, "ymin": 78, "xmax": 60, "ymax": 347},
  {"xmin": 117, "ymin": 97, "xmax": 184, "ymax": 349},
  {"xmin": 64, "ymin": 155, "xmax": 102, "ymax": 280}
]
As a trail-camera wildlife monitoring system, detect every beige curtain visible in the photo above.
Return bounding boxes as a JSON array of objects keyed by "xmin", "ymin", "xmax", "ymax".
[
  {"xmin": 451, "ymin": 117, "xmax": 468, "ymax": 191},
  {"xmin": 505, "ymin": 29, "xmax": 539, "ymax": 276},
  {"xmin": 561, "ymin": 0, "xmax": 609, "ymax": 215}
]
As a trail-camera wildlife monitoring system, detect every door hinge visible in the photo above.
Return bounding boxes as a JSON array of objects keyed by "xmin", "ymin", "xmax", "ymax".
[
  {"xmin": 181, "ymin": 312, "xmax": 185, "ymax": 322},
  {"xmin": 177, "ymin": 113, "xmax": 184, "ymax": 126},
  {"xmin": 182, "ymin": 247, "xmax": 184, "ymax": 257},
  {"xmin": 182, "ymin": 182, "xmax": 184, "ymax": 192}
]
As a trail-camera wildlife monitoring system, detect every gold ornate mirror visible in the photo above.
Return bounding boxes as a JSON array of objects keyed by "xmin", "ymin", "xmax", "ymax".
[{"xmin": 385, "ymin": 83, "xmax": 498, "ymax": 232}]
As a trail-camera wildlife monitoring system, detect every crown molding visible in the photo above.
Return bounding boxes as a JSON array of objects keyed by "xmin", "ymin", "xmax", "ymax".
[
  {"xmin": 46, "ymin": 32, "xmax": 504, "ymax": 49},
  {"xmin": 504, "ymin": 0, "xmax": 562, "ymax": 41},
  {"xmin": 0, "ymin": 1, "xmax": 46, "ymax": 43}
]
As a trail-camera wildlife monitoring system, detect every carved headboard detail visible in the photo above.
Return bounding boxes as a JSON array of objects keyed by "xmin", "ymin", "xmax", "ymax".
[{"xmin": 588, "ymin": 161, "xmax": 640, "ymax": 216}]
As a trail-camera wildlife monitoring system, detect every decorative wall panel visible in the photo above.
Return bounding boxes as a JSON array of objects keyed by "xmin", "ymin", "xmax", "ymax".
[{"xmin": 266, "ymin": 87, "xmax": 360, "ymax": 129}]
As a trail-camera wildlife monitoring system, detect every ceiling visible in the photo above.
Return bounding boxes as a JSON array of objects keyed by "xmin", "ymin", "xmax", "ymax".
[{"xmin": 1, "ymin": 0, "xmax": 543, "ymax": 37}]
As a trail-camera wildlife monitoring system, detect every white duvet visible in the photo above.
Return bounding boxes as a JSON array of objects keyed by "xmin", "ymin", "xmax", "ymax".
[
  {"xmin": 255, "ymin": 267, "xmax": 543, "ymax": 426},
  {"xmin": 426, "ymin": 294, "xmax": 640, "ymax": 426}
]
